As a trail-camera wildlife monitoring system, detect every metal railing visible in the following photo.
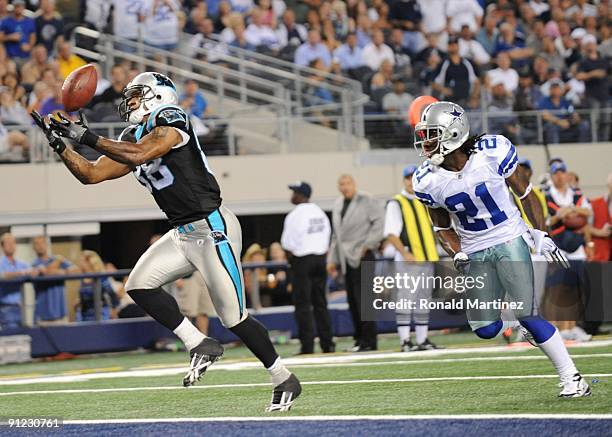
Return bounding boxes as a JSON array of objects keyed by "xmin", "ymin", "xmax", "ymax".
[{"xmin": 0, "ymin": 261, "xmax": 288, "ymax": 327}]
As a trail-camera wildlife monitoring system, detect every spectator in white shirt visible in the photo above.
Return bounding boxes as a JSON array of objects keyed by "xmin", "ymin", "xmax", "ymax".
[
  {"xmin": 361, "ymin": 29, "xmax": 395, "ymax": 71},
  {"xmin": 276, "ymin": 9, "xmax": 307, "ymax": 49},
  {"xmin": 485, "ymin": 51, "xmax": 519, "ymax": 95},
  {"xmin": 446, "ymin": 0, "xmax": 483, "ymax": 34},
  {"xmin": 418, "ymin": 0, "xmax": 447, "ymax": 34},
  {"xmin": 458, "ymin": 24, "xmax": 490, "ymax": 66},
  {"xmin": 244, "ymin": 7, "xmax": 279, "ymax": 49},
  {"xmin": 281, "ymin": 181, "xmax": 334, "ymax": 355}
]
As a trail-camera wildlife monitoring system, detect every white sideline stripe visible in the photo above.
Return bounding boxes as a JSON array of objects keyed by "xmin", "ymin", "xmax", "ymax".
[
  {"xmin": 1, "ymin": 373, "xmax": 610, "ymax": 397},
  {"xmin": 1, "ymin": 347, "xmax": 612, "ymax": 386},
  {"xmin": 58, "ymin": 414, "xmax": 612, "ymax": 424}
]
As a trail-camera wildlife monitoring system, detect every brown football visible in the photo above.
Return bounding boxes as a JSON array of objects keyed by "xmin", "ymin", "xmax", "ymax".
[
  {"xmin": 563, "ymin": 212, "xmax": 587, "ymax": 230},
  {"xmin": 61, "ymin": 64, "xmax": 98, "ymax": 112}
]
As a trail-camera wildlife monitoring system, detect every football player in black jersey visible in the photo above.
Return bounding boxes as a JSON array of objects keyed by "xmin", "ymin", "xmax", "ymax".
[{"xmin": 31, "ymin": 72, "xmax": 301, "ymax": 412}]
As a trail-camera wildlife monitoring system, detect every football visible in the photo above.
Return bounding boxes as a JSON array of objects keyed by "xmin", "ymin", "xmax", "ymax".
[
  {"xmin": 61, "ymin": 64, "xmax": 98, "ymax": 112},
  {"xmin": 563, "ymin": 211, "xmax": 588, "ymax": 230}
]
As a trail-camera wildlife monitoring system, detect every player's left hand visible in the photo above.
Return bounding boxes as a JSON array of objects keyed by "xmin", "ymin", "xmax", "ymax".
[
  {"xmin": 522, "ymin": 228, "xmax": 570, "ymax": 269},
  {"xmin": 49, "ymin": 111, "xmax": 90, "ymax": 143},
  {"xmin": 30, "ymin": 110, "xmax": 66, "ymax": 154}
]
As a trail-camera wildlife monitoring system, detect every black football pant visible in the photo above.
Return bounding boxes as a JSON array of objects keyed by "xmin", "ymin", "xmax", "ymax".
[
  {"xmin": 291, "ymin": 254, "xmax": 333, "ymax": 353},
  {"xmin": 345, "ymin": 250, "xmax": 377, "ymax": 349}
]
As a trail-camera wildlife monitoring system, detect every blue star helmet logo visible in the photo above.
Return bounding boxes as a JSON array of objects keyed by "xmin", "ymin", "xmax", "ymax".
[{"xmin": 446, "ymin": 106, "xmax": 463, "ymax": 123}]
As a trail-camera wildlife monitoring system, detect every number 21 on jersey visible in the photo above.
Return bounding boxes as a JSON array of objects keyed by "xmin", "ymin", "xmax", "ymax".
[{"xmin": 445, "ymin": 182, "xmax": 508, "ymax": 231}]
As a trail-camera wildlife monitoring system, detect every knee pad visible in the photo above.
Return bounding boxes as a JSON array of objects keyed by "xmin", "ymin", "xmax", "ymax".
[
  {"xmin": 519, "ymin": 316, "xmax": 555, "ymax": 344},
  {"xmin": 474, "ymin": 320, "xmax": 503, "ymax": 339}
]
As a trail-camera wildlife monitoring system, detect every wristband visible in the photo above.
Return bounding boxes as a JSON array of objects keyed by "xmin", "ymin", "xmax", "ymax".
[
  {"xmin": 518, "ymin": 182, "xmax": 533, "ymax": 200},
  {"xmin": 81, "ymin": 130, "xmax": 100, "ymax": 148}
]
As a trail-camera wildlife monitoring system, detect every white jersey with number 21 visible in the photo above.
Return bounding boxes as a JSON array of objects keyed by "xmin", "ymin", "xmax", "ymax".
[{"xmin": 413, "ymin": 134, "xmax": 528, "ymax": 255}]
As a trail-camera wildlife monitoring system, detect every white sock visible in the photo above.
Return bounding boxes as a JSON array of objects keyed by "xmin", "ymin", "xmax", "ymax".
[
  {"xmin": 398, "ymin": 326, "xmax": 411, "ymax": 343},
  {"xmin": 267, "ymin": 357, "xmax": 291, "ymax": 386},
  {"xmin": 415, "ymin": 325, "xmax": 428, "ymax": 344},
  {"xmin": 173, "ymin": 317, "xmax": 206, "ymax": 350},
  {"xmin": 538, "ymin": 329, "xmax": 578, "ymax": 379}
]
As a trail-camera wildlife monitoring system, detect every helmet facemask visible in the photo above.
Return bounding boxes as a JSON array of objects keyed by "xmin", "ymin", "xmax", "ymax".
[{"xmin": 118, "ymin": 85, "xmax": 157, "ymax": 124}]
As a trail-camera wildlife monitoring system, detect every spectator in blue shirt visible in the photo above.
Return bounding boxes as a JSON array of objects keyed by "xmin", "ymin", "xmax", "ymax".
[
  {"xmin": 537, "ymin": 80, "xmax": 589, "ymax": 144},
  {"xmin": 332, "ymin": 32, "xmax": 363, "ymax": 72},
  {"xmin": 179, "ymin": 79, "xmax": 209, "ymax": 119},
  {"xmin": 294, "ymin": 29, "xmax": 332, "ymax": 68},
  {"xmin": 0, "ymin": 0, "xmax": 36, "ymax": 62},
  {"xmin": 0, "ymin": 232, "xmax": 32, "ymax": 329},
  {"xmin": 76, "ymin": 250, "xmax": 118, "ymax": 321},
  {"xmin": 31, "ymin": 236, "xmax": 78, "ymax": 324},
  {"xmin": 493, "ymin": 23, "xmax": 533, "ymax": 69}
]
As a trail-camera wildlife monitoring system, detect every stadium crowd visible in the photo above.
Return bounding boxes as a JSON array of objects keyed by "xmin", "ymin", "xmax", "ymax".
[{"xmin": 0, "ymin": 0, "xmax": 611, "ymax": 160}]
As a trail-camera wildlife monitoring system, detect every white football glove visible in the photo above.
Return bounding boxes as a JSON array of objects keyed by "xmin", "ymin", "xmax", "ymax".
[
  {"xmin": 453, "ymin": 251, "xmax": 470, "ymax": 275},
  {"xmin": 522, "ymin": 228, "xmax": 570, "ymax": 269}
]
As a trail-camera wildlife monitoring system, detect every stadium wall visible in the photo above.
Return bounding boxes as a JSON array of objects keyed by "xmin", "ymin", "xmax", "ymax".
[{"xmin": 3, "ymin": 142, "xmax": 611, "ymax": 225}]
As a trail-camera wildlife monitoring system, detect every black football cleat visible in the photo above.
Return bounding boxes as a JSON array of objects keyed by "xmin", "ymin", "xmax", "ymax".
[
  {"xmin": 182, "ymin": 337, "xmax": 224, "ymax": 387},
  {"xmin": 266, "ymin": 373, "xmax": 302, "ymax": 412}
]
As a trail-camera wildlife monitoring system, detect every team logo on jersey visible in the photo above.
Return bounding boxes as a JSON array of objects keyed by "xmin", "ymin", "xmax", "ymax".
[
  {"xmin": 159, "ymin": 108, "xmax": 187, "ymax": 125},
  {"xmin": 209, "ymin": 230, "xmax": 229, "ymax": 245}
]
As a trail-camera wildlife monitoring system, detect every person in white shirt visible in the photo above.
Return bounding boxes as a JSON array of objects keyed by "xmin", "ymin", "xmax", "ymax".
[
  {"xmin": 361, "ymin": 29, "xmax": 395, "ymax": 71},
  {"xmin": 244, "ymin": 7, "xmax": 279, "ymax": 50},
  {"xmin": 485, "ymin": 51, "xmax": 519, "ymax": 95},
  {"xmin": 281, "ymin": 181, "xmax": 334, "ymax": 354},
  {"xmin": 458, "ymin": 24, "xmax": 490, "ymax": 67},
  {"xmin": 446, "ymin": 0, "xmax": 483, "ymax": 34},
  {"xmin": 142, "ymin": 0, "xmax": 180, "ymax": 50},
  {"xmin": 418, "ymin": 0, "xmax": 447, "ymax": 34},
  {"xmin": 113, "ymin": 0, "xmax": 142, "ymax": 47}
]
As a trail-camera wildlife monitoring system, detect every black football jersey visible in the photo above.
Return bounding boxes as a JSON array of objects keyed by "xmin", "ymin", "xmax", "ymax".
[{"xmin": 119, "ymin": 105, "xmax": 222, "ymax": 226}]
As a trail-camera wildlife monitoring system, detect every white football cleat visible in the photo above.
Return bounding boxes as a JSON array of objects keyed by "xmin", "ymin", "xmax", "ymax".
[
  {"xmin": 559, "ymin": 373, "xmax": 592, "ymax": 398},
  {"xmin": 266, "ymin": 373, "xmax": 302, "ymax": 412},
  {"xmin": 182, "ymin": 337, "xmax": 224, "ymax": 387}
]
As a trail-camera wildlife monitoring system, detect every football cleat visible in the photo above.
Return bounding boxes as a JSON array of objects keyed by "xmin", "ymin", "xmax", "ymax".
[
  {"xmin": 266, "ymin": 373, "xmax": 302, "ymax": 412},
  {"xmin": 401, "ymin": 340, "xmax": 414, "ymax": 352},
  {"xmin": 519, "ymin": 326, "xmax": 537, "ymax": 346},
  {"xmin": 412, "ymin": 338, "xmax": 443, "ymax": 351},
  {"xmin": 559, "ymin": 373, "xmax": 592, "ymax": 398},
  {"xmin": 182, "ymin": 337, "xmax": 224, "ymax": 387}
]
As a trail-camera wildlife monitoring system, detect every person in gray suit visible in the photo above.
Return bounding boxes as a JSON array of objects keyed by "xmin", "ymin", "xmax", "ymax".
[{"xmin": 327, "ymin": 174, "xmax": 384, "ymax": 351}]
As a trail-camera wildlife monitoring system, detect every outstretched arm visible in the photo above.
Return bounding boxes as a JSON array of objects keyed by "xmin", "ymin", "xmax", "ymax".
[
  {"xmin": 506, "ymin": 171, "xmax": 545, "ymax": 231},
  {"xmin": 58, "ymin": 148, "xmax": 132, "ymax": 184}
]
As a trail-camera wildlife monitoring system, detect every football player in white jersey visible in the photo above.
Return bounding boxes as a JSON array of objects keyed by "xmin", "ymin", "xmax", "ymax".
[{"xmin": 412, "ymin": 101, "xmax": 591, "ymax": 398}]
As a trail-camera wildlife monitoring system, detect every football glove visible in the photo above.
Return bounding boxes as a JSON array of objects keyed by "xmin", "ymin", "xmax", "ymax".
[
  {"xmin": 453, "ymin": 251, "xmax": 470, "ymax": 275},
  {"xmin": 49, "ymin": 111, "xmax": 99, "ymax": 147},
  {"xmin": 30, "ymin": 110, "xmax": 66, "ymax": 154},
  {"xmin": 522, "ymin": 228, "xmax": 571, "ymax": 269}
]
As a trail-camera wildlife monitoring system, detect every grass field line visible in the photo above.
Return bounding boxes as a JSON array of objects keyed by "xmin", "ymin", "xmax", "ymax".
[
  {"xmin": 1, "ymin": 373, "xmax": 611, "ymax": 397},
  {"xmin": 1, "ymin": 349, "xmax": 611, "ymax": 386}
]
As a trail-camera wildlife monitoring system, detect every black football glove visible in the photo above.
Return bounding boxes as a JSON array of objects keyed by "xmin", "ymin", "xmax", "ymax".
[
  {"xmin": 49, "ymin": 111, "xmax": 99, "ymax": 147},
  {"xmin": 30, "ymin": 110, "xmax": 66, "ymax": 154}
]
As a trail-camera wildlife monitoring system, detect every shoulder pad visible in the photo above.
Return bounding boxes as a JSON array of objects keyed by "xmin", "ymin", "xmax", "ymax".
[
  {"xmin": 147, "ymin": 105, "xmax": 189, "ymax": 131},
  {"xmin": 118, "ymin": 125, "xmax": 139, "ymax": 143}
]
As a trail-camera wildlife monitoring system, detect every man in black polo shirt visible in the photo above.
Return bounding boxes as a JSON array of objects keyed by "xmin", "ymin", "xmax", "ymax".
[{"xmin": 432, "ymin": 36, "xmax": 480, "ymax": 108}]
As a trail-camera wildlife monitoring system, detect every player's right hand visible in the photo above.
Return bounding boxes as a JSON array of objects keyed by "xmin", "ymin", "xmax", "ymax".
[
  {"xmin": 453, "ymin": 252, "xmax": 470, "ymax": 275},
  {"xmin": 522, "ymin": 228, "xmax": 570, "ymax": 269},
  {"xmin": 30, "ymin": 110, "xmax": 66, "ymax": 154},
  {"xmin": 49, "ymin": 111, "xmax": 89, "ymax": 143}
]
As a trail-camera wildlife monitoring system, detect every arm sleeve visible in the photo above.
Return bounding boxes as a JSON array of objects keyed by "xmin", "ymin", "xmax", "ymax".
[
  {"xmin": 384, "ymin": 200, "xmax": 404, "ymax": 237},
  {"xmin": 494, "ymin": 135, "xmax": 519, "ymax": 178},
  {"xmin": 280, "ymin": 213, "xmax": 298, "ymax": 253}
]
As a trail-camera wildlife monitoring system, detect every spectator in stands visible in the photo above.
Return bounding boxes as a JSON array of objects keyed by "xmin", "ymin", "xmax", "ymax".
[
  {"xmin": 0, "ymin": 233, "xmax": 32, "ymax": 328},
  {"xmin": 361, "ymin": 29, "xmax": 394, "ymax": 71},
  {"xmin": 414, "ymin": 32, "xmax": 445, "ymax": 65},
  {"xmin": 242, "ymin": 243, "xmax": 268, "ymax": 309},
  {"xmin": 417, "ymin": 0, "xmax": 445, "ymax": 37},
  {"xmin": 540, "ymin": 36, "xmax": 565, "ymax": 73},
  {"xmin": 31, "ymin": 236, "xmax": 78, "ymax": 325},
  {"xmin": 0, "ymin": 118, "xmax": 29, "ymax": 159},
  {"xmin": 39, "ymin": 80, "xmax": 64, "ymax": 116},
  {"xmin": 20, "ymin": 44, "xmax": 50, "ymax": 86},
  {"xmin": 34, "ymin": 0, "xmax": 64, "ymax": 55},
  {"xmin": 2, "ymin": 72, "xmax": 26, "ymax": 104},
  {"xmin": 458, "ymin": 24, "xmax": 491, "ymax": 67},
  {"xmin": 76, "ymin": 250, "xmax": 118, "ymax": 321},
  {"xmin": 0, "ymin": 0, "xmax": 36, "ymax": 66},
  {"xmin": 370, "ymin": 58, "xmax": 393, "ymax": 92},
  {"xmin": 0, "ymin": 89, "xmax": 29, "ymax": 125},
  {"xmin": 180, "ymin": 78, "xmax": 209, "ymax": 120},
  {"xmin": 142, "ymin": 0, "xmax": 181, "ymax": 52},
  {"xmin": 185, "ymin": 0, "xmax": 208, "ymax": 34},
  {"xmin": 526, "ymin": 18, "xmax": 546, "ymax": 55},
  {"xmin": 513, "ymin": 70, "xmax": 542, "ymax": 145},
  {"xmin": 26, "ymin": 81, "xmax": 50, "ymax": 113},
  {"xmin": 531, "ymin": 55, "xmax": 550, "ymax": 86},
  {"xmin": 0, "ymin": 0, "xmax": 8, "ymax": 20},
  {"xmin": 419, "ymin": 50, "xmax": 442, "ymax": 95},
  {"xmin": 266, "ymin": 241, "xmax": 291, "ymax": 306},
  {"xmin": 295, "ymin": 29, "xmax": 331, "ymax": 68},
  {"xmin": 113, "ymin": 0, "xmax": 141, "ymax": 52},
  {"xmin": 0, "ymin": 44, "xmax": 17, "ymax": 78},
  {"xmin": 432, "ymin": 36, "xmax": 480, "ymax": 109},
  {"xmin": 477, "ymin": 13, "xmax": 500, "ymax": 56},
  {"xmin": 486, "ymin": 80, "xmax": 520, "ymax": 143},
  {"xmin": 321, "ymin": 19, "xmax": 341, "ymax": 53},
  {"xmin": 446, "ymin": 0, "xmax": 483, "ymax": 34},
  {"xmin": 589, "ymin": 173, "xmax": 611, "ymax": 263},
  {"xmin": 258, "ymin": 0, "xmax": 278, "ymax": 28},
  {"xmin": 276, "ymin": 9, "xmax": 307, "ymax": 49},
  {"xmin": 190, "ymin": 18, "xmax": 228, "ymax": 63},
  {"xmin": 485, "ymin": 51, "xmax": 519, "ymax": 95},
  {"xmin": 89, "ymin": 64, "xmax": 128, "ymax": 109},
  {"xmin": 494, "ymin": 22, "xmax": 533, "ymax": 69},
  {"xmin": 244, "ymin": 6, "xmax": 279, "ymax": 50},
  {"xmin": 55, "ymin": 40, "xmax": 86, "ymax": 80},
  {"xmin": 538, "ymin": 80, "xmax": 589, "ymax": 144},
  {"xmin": 382, "ymin": 78, "xmax": 413, "ymax": 117},
  {"xmin": 332, "ymin": 31, "xmax": 363, "ymax": 73},
  {"xmin": 230, "ymin": 0, "xmax": 254, "ymax": 14},
  {"xmin": 388, "ymin": 27, "xmax": 411, "ymax": 73},
  {"xmin": 229, "ymin": 21, "xmax": 256, "ymax": 51},
  {"xmin": 576, "ymin": 35, "xmax": 610, "ymax": 142},
  {"xmin": 388, "ymin": 0, "xmax": 422, "ymax": 54},
  {"xmin": 83, "ymin": 0, "xmax": 111, "ymax": 33}
]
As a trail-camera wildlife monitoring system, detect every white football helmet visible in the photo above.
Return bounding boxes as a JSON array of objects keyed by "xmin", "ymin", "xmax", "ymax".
[
  {"xmin": 414, "ymin": 101, "xmax": 470, "ymax": 166},
  {"xmin": 118, "ymin": 72, "xmax": 179, "ymax": 124}
]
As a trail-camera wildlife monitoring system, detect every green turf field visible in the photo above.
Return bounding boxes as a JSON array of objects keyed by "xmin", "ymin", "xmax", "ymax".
[{"xmin": 1, "ymin": 333, "xmax": 611, "ymax": 420}]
